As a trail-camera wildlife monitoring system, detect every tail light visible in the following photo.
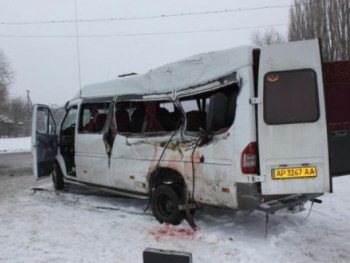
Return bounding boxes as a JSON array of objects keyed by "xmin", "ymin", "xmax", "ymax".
[{"xmin": 241, "ymin": 142, "xmax": 257, "ymax": 174}]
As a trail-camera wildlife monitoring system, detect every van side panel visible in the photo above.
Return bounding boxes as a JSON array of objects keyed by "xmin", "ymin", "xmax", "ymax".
[
  {"xmin": 75, "ymin": 133, "xmax": 111, "ymax": 186},
  {"xmin": 109, "ymin": 132, "xmax": 239, "ymax": 208}
]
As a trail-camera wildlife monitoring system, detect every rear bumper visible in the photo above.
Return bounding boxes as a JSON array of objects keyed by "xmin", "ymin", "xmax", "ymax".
[{"xmin": 258, "ymin": 193, "xmax": 323, "ymax": 214}]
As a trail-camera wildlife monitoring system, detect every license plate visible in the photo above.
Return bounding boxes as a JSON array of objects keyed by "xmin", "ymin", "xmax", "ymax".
[{"xmin": 272, "ymin": 166, "xmax": 317, "ymax": 179}]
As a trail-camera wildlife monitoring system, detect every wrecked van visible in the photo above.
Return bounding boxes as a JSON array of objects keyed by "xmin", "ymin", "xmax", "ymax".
[{"xmin": 32, "ymin": 39, "xmax": 330, "ymax": 225}]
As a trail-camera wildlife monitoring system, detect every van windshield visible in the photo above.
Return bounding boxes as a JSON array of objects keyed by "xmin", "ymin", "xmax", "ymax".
[{"xmin": 263, "ymin": 69, "xmax": 319, "ymax": 125}]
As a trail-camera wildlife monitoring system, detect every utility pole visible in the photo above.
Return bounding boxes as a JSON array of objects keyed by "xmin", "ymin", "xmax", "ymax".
[
  {"xmin": 25, "ymin": 90, "xmax": 33, "ymax": 136},
  {"xmin": 26, "ymin": 90, "xmax": 32, "ymax": 111}
]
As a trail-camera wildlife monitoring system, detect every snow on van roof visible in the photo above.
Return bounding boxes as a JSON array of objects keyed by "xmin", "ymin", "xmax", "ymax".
[{"xmin": 77, "ymin": 45, "xmax": 253, "ymax": 99}]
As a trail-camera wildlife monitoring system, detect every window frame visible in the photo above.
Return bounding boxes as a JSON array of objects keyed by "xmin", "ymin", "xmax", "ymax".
[
  {"xmin": 60, "ymin": 105, "xmax": 78, "ymax": 136},
  {"xmin": 36, "ymin": 106, "xmax": 57, "ymax": 135},
  {"xmin": 263, "ymin": 68, "xmax": 320, "ymax": 125},
  {"xmin": 114, "ymin": 99, "xmax": 181, "ymax": 137},
  {"xmin": 78, "ymin": 102, "xmax": 111, "ymax": 134},
  {"xmin": 178, "ymin": 83, "xmax": 240, "ymax": 135}
]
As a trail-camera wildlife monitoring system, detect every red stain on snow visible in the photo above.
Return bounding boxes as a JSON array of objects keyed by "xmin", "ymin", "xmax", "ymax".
[{"xmin": 150, "ymin": 224, "xmax": 196, "ymax": 241}]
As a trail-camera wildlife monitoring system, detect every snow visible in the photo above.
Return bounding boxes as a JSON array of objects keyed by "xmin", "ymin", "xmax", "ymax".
[
  {"xmin": 77, "ymin": 46, "xmax": 252, "ymax": 99},
  {"xmin": 0, "ymin": 137, "xmax": 349, "ymax": 262},
  {"xmin": 0, "ymin": 136, "xmax": 31, "ymax": 154},
  {"xmin": 0, "ymin": 175, "xmax": 349, "ymax": 262}
]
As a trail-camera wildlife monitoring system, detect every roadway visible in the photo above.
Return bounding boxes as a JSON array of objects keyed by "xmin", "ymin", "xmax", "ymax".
[{"xmin": 0, "ymin": 152, "xmax": 32, "ymax": 175}]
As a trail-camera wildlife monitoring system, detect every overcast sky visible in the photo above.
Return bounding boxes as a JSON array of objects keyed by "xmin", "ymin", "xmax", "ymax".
[{"xmin": 0, "ymin": 0, "xmax": 293, "ymax": 106}]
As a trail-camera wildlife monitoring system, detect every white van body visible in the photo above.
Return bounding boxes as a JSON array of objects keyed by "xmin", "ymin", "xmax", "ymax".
[{"xmin": 32, "ymin": 39, "xmax": 330, "ymax": 224}]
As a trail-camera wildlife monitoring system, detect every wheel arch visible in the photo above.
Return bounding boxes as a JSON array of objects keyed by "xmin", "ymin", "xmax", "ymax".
[{"xmin": 148, "ymin": 167, "xmax": 185, "ymax": 191}]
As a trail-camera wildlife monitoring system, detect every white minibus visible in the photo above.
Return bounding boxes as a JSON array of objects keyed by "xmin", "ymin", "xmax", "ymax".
[{"xmin": 32, "ymin": 39, "xmax": 330, "ymax": 225}]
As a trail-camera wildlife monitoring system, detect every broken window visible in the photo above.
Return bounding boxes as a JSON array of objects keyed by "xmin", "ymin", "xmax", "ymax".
[
  {"xmin": 179, "ymin": 84, "xmax": 239, "ymax": 133},
  {"xmin": 114, "ymin": 100, "xmax": 181, "ymax": 135},
  {"xmin": 78, "ymin": 103, "xmax": 110, "ymax": 133}
]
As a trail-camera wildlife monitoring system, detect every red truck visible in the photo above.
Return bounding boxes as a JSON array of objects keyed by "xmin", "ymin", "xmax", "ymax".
[{"xmin": 324, "ymin": 61, "xmax": 350, "ymax": 176}]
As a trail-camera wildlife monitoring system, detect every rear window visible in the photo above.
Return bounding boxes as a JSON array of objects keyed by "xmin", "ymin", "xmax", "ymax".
[{"xmin": 264, "ymin": 69, "xmax": 319, "ymax": 125}]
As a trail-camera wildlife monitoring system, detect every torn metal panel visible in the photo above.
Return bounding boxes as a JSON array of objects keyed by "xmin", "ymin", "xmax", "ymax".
[{"xmin": 74, "ymin": 46, "xmax": 252, "ymax": 99}]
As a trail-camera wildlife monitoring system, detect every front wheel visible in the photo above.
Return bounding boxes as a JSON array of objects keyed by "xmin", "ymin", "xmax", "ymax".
[
  {"xmin": 151, "ymin": 184, "xmax": 184, "ymax": 225},
  {"xmin": 52, "ymin": 162, "xmax": 64, "ymax": 190}
]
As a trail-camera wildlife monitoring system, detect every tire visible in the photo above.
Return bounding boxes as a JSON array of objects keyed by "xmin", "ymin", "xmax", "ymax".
[
  {"xmin": 52, "ymin": 162, "xmax": 65, "ymax": 190},
  {"xmin": 151, "ymin": 184, "xmax": 184, "ymax": 225}
]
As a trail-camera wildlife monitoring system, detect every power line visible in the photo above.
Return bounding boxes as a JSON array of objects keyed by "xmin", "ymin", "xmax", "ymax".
[
  {"xmin": 0, "ymin": 5, "xmax": 289, "ymax": 25},
  {"xmin": 0, "ymin": 23, "xmax": 288, "ymax": 39}
]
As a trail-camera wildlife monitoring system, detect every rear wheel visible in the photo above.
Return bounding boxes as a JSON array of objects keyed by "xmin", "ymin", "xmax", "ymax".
[
  {"xmin": 151, "ymin": 184, "xmax": 184, "ymax": 225},
  {"xmin": 52, "ymin": 162, "xmax": 64, "ymax": 190}
]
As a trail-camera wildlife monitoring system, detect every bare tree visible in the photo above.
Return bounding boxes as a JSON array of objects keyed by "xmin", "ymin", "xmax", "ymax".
[
  {"xmin": 0, "ymin": 83, "xmax": 8, "ymax": 106},
  {"xmin": 0, "ymin": 96, "xmax": 32, "ymax": 137},
  {"xmin": 251, "ymin": 28, "xmax": 286, "ymax": 47},
  {"xmin": 0, "ymin": 50, "xmax": 13, "ymax": 110},
  {"xmin": 8, "ymin": 97, "xmax": 29, "ymax": 123},
  {"xmin": 289, "ymin": 0, "xmax": 350, "ymax": 61}
]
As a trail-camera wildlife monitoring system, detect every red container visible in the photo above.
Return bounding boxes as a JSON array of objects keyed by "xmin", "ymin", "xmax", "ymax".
[{"xmin": 324, "ymin": 61, "xmax": 350, "ymax": 130}]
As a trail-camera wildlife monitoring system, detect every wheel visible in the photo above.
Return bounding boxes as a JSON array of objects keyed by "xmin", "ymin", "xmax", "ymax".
[
  {"xmin": 52, "ymin": 162, "xmax": 64, "ymax": 190},
  {"xmin": 151, "ymin": 184, "xmax": 184, "ymax": 225}
]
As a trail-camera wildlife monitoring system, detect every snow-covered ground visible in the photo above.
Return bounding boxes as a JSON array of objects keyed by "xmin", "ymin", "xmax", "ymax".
[
  {"xmin": 0, "ymin": 136, "xmax": 31, "ymax": 154},
  {"xmin": 0, "ymin": 137, "xmax": 349, "ymax": 262}
]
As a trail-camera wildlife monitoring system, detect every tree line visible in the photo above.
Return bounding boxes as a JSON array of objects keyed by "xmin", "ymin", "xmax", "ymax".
[
  {"xmin": 252, "ymin": 0, "xmax": 350, "ymax": 62},
  {"xmin": 1, "ymin": 0, "xmax": 350, "ymax": 137},
  {"xmin": 0, "ymin": 49, "xmax": 67, "ymax": 138},
  {"xmin": 0, "ymin": 50, "xmax": 32, "ymax": 137}
]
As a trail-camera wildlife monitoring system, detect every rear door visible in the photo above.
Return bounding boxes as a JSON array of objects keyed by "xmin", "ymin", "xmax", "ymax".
[
  {"xmin": 257, "ymin": 39, "xmax": 330, "ymax": 195},
  {"xmin": 32, "ymin": 104, "xmax": 57, "ymax": 179}
]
